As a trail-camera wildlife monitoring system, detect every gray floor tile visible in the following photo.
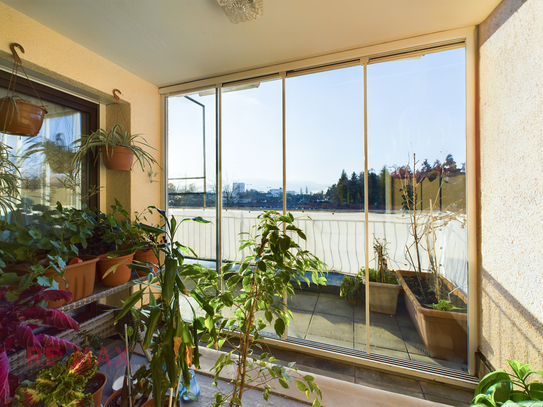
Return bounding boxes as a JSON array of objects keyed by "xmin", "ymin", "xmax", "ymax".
[
  {"xmin": 289, "ymin": 290, "xmax": 319, "ymax": 312},
  {"xmin": 307, "ymin": 313, "xmax": 354, "ymax": 342},
  {"xmin": 314, "ymin": 292, "xmax": 355, "ymax": 318},
  {"xmin": 295, "ymin": 363, "xmax": 355, "ymax": 383},
  {"xmin": 354, "ymin": 323, "xmax": 408, "ymax": 353},
  {"xmin": 288, "ymin": 309, "xmax": 313, "ymax": 338}
]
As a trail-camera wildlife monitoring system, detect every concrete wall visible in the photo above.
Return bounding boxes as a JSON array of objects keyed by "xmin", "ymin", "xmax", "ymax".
[
  {"xmin": 479, "ymin": 0, "xmax": 543, "ymax": 370},
  {"xmin": 0, "ymin": 3, "xmax": 163, "ymax": 218}
]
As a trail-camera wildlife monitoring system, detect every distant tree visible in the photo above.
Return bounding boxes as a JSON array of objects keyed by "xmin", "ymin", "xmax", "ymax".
[
  {"xmin": 368, "ymin": 169, "xmax": 380, "ymax": 208},
  {"xmin": 349, "ymin": 172, "xmax": 360, "ymax": 204},
  {"xmin": 326, "ymin": 183, "xmax": 339, "ymax": 203},
  {"xmin": 336, "ymin": 170, "xmax": 349, "ymax": 204},
  {"xmin": 442, "ymin": 154, "xmax": 458, "ymax": 176}
]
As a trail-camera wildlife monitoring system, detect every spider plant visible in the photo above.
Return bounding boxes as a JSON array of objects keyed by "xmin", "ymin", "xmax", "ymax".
[
  {"xmin": 22, "ymin": 133, "xmax": 75, "ymax": 174},
  {"xmin": 0, "ymin": 141, "xmax": 20, "ymax": 218},
  {"xmin": 71, "ymin": 124, "xmax": 158, "ymax": 171}
]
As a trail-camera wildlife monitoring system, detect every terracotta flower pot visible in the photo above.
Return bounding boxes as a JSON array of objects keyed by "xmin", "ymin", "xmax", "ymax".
[
  {"xmin": 98, "ymin": 253, "xmax": 135, "ymax": 287},
  {"xmin": 0, "ymin": 98, "xmax": 47, "ymax": 137},
  {"xmin": 104, "ymin": 388, "xmax": 121, "ymax": 407},
  {"xmin": 134, "ymin": 249, "xmax": 159, "ymax": 276},
  {"xmin": 101, "ymin": 145, "xmax": 134, "ymax": 171},
  {"xmin": 45, "ymin": 255, "xmax": 99, "ymax": 308},
  {"xmin": 89, "ymin": 372, "xmax": 107, "ymax": 407},
  {"xmin": 395, "ymin": 270, "xmax": 468, "ymax": 363}
]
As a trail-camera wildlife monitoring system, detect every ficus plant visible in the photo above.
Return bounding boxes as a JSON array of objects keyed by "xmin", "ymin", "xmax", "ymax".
[
  {"xmin": 471, "ymin": 360, "xmax": 543, "ymax": 406},
  {"xmin": 191, "ymin": 210, "xmax": 327, "ymax": 407},
  {"xmin": 116, "ymin": 207, "xmax": 210, "ymax": 407}
]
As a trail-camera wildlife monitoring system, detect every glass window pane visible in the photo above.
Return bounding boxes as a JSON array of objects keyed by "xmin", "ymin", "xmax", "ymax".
[
  {"xmin": 167, "ymin": 90, "xmax": 217, "ymax": 261},
  {"xmin": 367, "ymin": 48, "xmax": 467, "ymax": 370},
  {"xmin": 1, "ymin": 87, "xmax": 88, "ymax": 223}
]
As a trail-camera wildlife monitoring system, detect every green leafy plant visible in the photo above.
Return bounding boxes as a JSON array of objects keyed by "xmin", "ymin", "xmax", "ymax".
[
  {"xmin": 117, "ymin": 207, "xmax": 210, "ymax": 407},
  {"xmin": 0, "ymin": 140, "xmax": 20, "ymax": 217},
  {"xmin": 471, "ymin": 360, "xmax": 543, "ymax": 406},
  {"xmin": 340, "ymin": 272, "xmax": 365, "ymax": 303},
  {"xmin": 72, "ymin": 123, "xmax": 158, "ymax": 172},
  {"xmin": 13, "ymin": 349, "xmax": 97, "ymax": 407},
  {"xmin": 192, "ymin": 211, "xmax": 327, "ymax": 407}
]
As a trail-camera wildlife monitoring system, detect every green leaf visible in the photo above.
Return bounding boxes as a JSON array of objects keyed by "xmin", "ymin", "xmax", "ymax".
[
  {"xmin": 278, "ymin": 379, "xmax": 289, "ymax": 389},
  {"xmin": 0, "ymin": 272, "xmax": 17, "ymax": 286},
  {"xmin": 115, "ymin": 288, "xmax": 145, "ymax": 321},
  {"xmin": 475, "ymin": 370, "xmax": 511, "ymax": 396},
  {"xmin": 312, "ymin": 399, "xmax": 321, "ymax": 407},
  {"xmin": 296, "ymin": 380, "xmax": 307, "ymax": 392}
]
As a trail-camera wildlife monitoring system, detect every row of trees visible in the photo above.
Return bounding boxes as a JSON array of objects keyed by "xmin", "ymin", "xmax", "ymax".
[{"xmin": 324, "ymin": 155, "xmax": 464, "ymax": 208}]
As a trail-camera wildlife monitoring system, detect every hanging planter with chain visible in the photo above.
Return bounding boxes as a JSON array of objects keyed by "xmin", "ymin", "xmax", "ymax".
[{"xmin": 0, "ymin": 43, "xmax": 48, "ymax": 137}]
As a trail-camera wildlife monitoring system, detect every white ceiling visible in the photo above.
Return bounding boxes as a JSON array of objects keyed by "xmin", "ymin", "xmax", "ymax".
[{"xmin": 2, "ymin": 0, "xmax": 500, "ymax": 88}]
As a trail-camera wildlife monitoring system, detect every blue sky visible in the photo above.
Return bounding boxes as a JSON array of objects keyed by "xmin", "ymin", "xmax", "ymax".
[{"xmin": 168, "ymin": 47, "xmax": 466, "ymax": 193}]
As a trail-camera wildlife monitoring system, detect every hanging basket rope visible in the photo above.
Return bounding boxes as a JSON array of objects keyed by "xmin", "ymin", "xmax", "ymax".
[{"xmin": 0, "ymin": 43, "xmax": 48, "ymax": 137}]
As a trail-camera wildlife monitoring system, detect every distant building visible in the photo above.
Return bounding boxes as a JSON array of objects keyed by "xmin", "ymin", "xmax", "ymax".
[
  {"xmin": 269, "ymin": 188, "xmax": 282, "ymax": 197},
  {"xmin": 233, "ymin": 182, "xmax": 245, "ymax": 195},
  {"xmin": 286, "ymin": 190, "xmax": 296, "ymax": 196}
]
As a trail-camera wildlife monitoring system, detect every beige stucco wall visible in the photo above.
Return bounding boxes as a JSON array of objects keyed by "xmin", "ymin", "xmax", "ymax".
[
  {"xmin": 479, "ymin": 0, "xmax": 543, "ymax": 371},
  {"xmin": 0, "ymin": 2, "xmax": 163, "ymax": 217}
]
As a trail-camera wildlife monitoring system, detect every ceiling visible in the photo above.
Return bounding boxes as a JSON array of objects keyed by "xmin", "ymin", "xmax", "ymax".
[{"xmin": 2, "ymin": 0, "xmax": 501, "ymax": 88}]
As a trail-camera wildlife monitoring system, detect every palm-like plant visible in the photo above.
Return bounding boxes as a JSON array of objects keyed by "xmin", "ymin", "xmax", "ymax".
[
  {"xmin": 0, "ymin": 141, "xmax": 20, "ymax": 218},
  {"xmin": 72, "ymin": 124, "xmax": 158, "ymax": 171}
]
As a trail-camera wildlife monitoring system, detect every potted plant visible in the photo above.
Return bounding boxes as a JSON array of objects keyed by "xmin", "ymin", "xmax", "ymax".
[
  {"xmin": 0, "ymin": 44, "xmax": 48, "ymax": 138},
  {"xmin": 340, "ymin": 272, "xmax": 365, "ymax": 305},
  {"xmin": 12, "ymin": 349, "xmax": 101, "ymax": 407},
  {"xmin": 72, "ymin": 123, "xmax": 158, "ymax": 171},
  {"xmin": 21, "ymin": 133, "xmax": 76, "ymax": 174},
  {"xmin": 191, "ymin": 211, "xmax": 326, "ymax": 407},
  {"xmin": 117, "ymin": 208, "xmax": 209, "ymax": 407},
  {"xmin": 360, "ymin": 237, "xmax": 401, "ymax": 315},
  {"xmin": 0, "ymin": 141, "xmax": 20, "ymax": 216},
  {"xmin": 0, "ymin": 280, "xmax": 81, "ymax": 405},
  {"xmin": 0, "ymin": 202, "xmax": 99, "ymax": 307},
  {"xmin": 93, "ymin": 199, "xmax": 136, "ymax": 287},
  {"xmin": 129, "ymin": 207, "xmax": 161, "ymax": 276},
  {"xmin": 470, "ymin": 359, "xmax": 543, "ymax": 406},
  {"xmin": 394, "ymin": 154, "xmax": 468, "ymax": 363}
]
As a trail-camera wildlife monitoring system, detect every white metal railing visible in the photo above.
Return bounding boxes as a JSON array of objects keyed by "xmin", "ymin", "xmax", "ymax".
[{"xmin": 170, "ymin": 208, "xmax": 468, "ymax": 292}]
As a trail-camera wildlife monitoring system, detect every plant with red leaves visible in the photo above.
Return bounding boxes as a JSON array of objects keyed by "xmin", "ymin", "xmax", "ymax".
[
  {"xmin": 0, "ymin": 284, "xmax": 80, "ymax": 405},
  {"xmin": 12, "ymin": 348, "xmax": 96, "ymax": 407}
]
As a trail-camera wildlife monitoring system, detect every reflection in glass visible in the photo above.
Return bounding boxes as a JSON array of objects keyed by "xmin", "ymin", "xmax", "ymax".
[
  {"xmin": 167, "ymin": 90, "xmax": 217, "ymax": 261},
  {"xmin": 367, "ymin": 48, "xmax": 467, "ymax": 370},
  {"xmin": 1, "ymin": 87, "xmax": 88, "ymax": 223}
]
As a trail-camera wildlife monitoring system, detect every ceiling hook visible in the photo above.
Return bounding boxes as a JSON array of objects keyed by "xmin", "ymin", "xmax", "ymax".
[
  {"xmin": 9, "ymin": 43, "xmax": 25, "ymax": 65},
  {"xmin": 113, "ymin": 89, "xmax": 122, "ymax": 102}
]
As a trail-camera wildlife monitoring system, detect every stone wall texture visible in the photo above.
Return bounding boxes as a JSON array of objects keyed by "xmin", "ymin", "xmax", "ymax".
[{"xmin": 479, "ymin": 0, "xmax": 543, "ymax": 370}]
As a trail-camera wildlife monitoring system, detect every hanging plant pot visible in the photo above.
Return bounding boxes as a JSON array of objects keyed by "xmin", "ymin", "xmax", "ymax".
[
  {"xmin": 0, "ymin": 97, "xmax": 47, "ymax": 137},
  {"xmin": 101, "ymin": 145, "xmax": 134, "ymax": 171}
]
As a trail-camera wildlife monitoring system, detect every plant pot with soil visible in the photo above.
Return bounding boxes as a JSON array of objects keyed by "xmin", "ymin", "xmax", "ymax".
[
  {"xmin": 395, "ymin": 270, "xmax": 467, "ymax": 363},
  {"xmin": 86, "ymin": 372, "xmax": 107, "ymax": 407},
  {"xmin": 98, "ymin": 252, "xmax": 135, "ymax": 287}
]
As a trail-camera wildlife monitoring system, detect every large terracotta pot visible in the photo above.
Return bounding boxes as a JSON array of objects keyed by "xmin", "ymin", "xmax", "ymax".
[
  {"xmin": 134, "ymin": 249, "xmax": 159, "ymax": 276},
  {"xmin": 395, "ymin": 270, "xmax": 468, "ymax": 364},
  {"xmin": 101, "ymin": 145, "xmax": 134, "ymax": 171},
  {"xmin": 90, "ymin": 372, "xmax": 107, "ymax": 407},
  {"xmin": 98, "ymin": 253, "xmax": 135, "ymax": 287},
  {"xmin": 45, "ymin": 255, "xmax": 99, "ymax": 308},
  {"xmin": 0, "ymin": 97, "xmax": 47, "ymax": 137}
]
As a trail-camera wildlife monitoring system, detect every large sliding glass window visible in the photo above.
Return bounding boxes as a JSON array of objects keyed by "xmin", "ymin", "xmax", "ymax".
[{"xmin": 166, "ymin": 44, "xmax": 469, "ymax": 373}]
